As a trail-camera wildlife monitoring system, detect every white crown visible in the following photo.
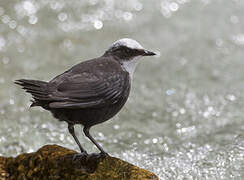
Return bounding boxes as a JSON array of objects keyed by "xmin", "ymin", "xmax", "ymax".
[{"xmin": 111, "ymin": 38, "xmax": 144, "ymax": 50}]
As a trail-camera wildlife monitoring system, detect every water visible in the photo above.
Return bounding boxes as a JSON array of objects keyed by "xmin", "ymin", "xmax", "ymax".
[{"xmin": 0, "ymin": 0, "xmax": 244, "ymax": 179}]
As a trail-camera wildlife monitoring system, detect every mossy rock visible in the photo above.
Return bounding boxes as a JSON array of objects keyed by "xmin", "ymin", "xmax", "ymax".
[{"xmin": 0, "ymin": 144, "xmax": 158, "ymax": 180}]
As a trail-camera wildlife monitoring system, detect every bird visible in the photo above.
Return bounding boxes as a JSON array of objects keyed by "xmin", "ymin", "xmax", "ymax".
[{"xmin": 15, "ymin": 38, "xmax": 156, "ymax": 156}]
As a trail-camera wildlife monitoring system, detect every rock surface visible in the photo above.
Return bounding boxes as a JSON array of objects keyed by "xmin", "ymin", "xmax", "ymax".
[{"xmin": 0, "ymin": 144, "xmax": 158, "ymax": 180}]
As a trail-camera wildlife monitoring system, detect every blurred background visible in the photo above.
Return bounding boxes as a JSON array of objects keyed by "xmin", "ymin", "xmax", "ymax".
[{"xmin": 0, "ymin": 0, "xmax": 244, "ymax": 179}]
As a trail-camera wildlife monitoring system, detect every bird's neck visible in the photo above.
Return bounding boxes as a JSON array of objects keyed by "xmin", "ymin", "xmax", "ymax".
[{"xmin": 121, "ymin": 56, "xmax": 141, "ymax": 79}]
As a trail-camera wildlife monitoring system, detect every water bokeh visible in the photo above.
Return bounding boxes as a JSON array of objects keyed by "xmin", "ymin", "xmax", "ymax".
[{"xmin": 1, "ymin": 0, "xmax": 244, "ymax": 179}]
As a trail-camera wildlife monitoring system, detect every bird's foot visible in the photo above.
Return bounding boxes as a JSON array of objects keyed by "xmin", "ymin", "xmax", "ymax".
[
  {"xmin": 72, "ymin": 151, "xmax": 88, "ymax": 162},
  {"xmin": 86, "ymin": 151, "xmax": 108, "ymax": 160},
  {"xmin": 99, "ymin": 151, "xmax": 109, "ymax": 158},
  {"xmin": 71, "ymin": 151, "xmax": 108, "ymax": 173},
  {"xmin": 81, "ymin": 152, "xmax": 108, "ymax": 169},
  {"xmin": 72, "ymin": 151, "xmax": 108, "ymax": 162}
]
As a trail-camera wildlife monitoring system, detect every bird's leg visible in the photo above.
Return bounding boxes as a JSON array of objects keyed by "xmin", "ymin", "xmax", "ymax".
[
  {"xmin": 83, "ymin": 126, "xmax": 108, "ymax": 156},
  {"xmin": 68, "ymin": 124, "xmax": 88, "ymax": 159}
]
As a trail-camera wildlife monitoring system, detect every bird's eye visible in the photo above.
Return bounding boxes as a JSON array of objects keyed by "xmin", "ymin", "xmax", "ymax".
[{"xmin": 125, "ymin": 48, "xmax": 130, "ymax": 53}]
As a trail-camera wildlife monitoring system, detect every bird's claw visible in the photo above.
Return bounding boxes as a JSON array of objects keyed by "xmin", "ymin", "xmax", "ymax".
[
  {"xmin": 99, "ymin": 151, "xmax": 109, "ymax": 158},
  {"xmin": 72, "ymin": 151, "xmax": 88, "ymax": 162}
]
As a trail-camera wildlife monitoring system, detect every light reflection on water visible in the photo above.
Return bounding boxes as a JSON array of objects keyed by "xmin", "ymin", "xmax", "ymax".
[{"xmin": 1, "ymin": 0, "xmax": 244, "ymax": 179}]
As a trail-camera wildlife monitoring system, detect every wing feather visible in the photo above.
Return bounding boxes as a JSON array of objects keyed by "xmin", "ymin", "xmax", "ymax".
[{"xmin": 48, "ymin": 72, "xmax": 129, "ymax": 109}]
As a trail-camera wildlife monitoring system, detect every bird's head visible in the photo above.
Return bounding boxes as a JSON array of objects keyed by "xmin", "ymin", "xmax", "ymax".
[
  {"xmin": 104, "ymin": 38, "xmax": 156, "ymax": 60},
  {"xmin": 103, "ymin": 38, "xmax": 156, "ymax": 78}
]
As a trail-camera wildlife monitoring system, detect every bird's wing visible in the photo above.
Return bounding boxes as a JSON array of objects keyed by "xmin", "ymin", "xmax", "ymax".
[{"xmin": 48, "ymin": 71, "xmax": 129, "ymax": 109}]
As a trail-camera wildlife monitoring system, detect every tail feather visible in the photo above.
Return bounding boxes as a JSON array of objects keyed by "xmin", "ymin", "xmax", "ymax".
[
  {"xmin": 15, "ymin": 79, "xmax": 47, "ymax": 87},
  {"xmin": 15, "ymin": 79, "xmax": 49, "ymax": 106}
]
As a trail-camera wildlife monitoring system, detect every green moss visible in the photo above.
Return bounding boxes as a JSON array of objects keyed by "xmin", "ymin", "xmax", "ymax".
[{"xmin": 0, "ymin": 145, "xmax": 158, "ymax": 180}]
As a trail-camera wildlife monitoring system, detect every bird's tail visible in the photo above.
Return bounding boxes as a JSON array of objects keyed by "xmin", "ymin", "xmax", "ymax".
[{"xmin": 15, "ymin": 79, "xmax": 49, "ymax": 107}]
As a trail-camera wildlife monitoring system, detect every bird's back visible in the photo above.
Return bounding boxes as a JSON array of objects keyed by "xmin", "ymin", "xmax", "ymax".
[{"xmin": 16, "ymin": 56, "xmax": 131, "ymax": 126}]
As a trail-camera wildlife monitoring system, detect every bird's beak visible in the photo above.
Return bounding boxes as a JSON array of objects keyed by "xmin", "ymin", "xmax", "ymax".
[{"xmin": 143, "ymin": 50, "xmax": 156, "ymax": 56}]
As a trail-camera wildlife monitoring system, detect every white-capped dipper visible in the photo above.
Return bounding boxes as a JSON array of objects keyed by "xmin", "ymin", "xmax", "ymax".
[{"xmin": 15, "ymin": 38, "xmax": 156, "ymax": 156}]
